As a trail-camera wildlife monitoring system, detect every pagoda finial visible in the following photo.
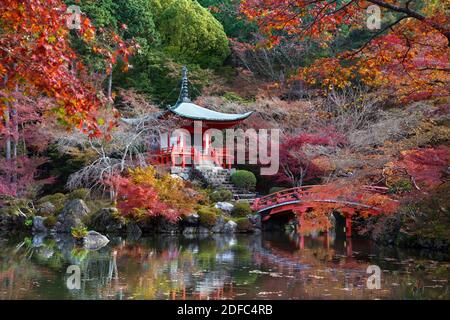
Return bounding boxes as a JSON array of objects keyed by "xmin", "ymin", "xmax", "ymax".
[{"xmin": 180, "ymin": 66, "xmax": 190, "ymax": 102}]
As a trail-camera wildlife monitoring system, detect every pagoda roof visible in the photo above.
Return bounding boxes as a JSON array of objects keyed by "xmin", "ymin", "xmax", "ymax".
[{"xmin": 169, "ymin": 101, "xmax": 253, "ymax": 122}]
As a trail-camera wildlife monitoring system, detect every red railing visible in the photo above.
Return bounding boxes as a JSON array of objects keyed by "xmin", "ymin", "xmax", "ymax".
[
  {"xmin": 149, "ymin": 147, "xmax": 234, "ymax": 169},
  {"xmin": 252, "ymin": 185, "xmax": 389, "ymax": 212}
]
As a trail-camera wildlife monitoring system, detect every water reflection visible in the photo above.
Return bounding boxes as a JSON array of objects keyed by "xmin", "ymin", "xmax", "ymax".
[{"xmin": 0, "ymin": 232, "xmax": 448, "ymax": 300}]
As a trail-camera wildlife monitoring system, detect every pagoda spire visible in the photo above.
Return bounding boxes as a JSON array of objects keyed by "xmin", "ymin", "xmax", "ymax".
[{"xmin": 180, "ymin": 66, "xmax": 190, "ymax": 102}]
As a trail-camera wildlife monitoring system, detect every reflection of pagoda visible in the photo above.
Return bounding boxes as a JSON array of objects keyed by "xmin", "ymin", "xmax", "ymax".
[{"xmin": 126, "ymin": 67, "xmax": 253, "ymax": 182}]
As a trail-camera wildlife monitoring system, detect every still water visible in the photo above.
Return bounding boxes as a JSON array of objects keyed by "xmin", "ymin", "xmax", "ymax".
[{"xmin": 0, "ymin": 232, "xmax": 448, "ymax": 300}]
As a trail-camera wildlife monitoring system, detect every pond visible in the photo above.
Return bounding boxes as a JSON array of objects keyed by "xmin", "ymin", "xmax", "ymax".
[{"xmin": 0, "ymin": 232, "xmax": 448, "ymax": 300}]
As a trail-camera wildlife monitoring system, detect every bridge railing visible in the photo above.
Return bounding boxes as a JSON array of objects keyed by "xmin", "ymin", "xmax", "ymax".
[{"xmin": 252, "ymin": 185, "xmax": 389, "ymax": 212}]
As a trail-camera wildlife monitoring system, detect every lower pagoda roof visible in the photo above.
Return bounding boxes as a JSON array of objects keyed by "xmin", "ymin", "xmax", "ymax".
[{"xmin": 169, "ymin": 101, "xmax": 253, "ymax": 122}]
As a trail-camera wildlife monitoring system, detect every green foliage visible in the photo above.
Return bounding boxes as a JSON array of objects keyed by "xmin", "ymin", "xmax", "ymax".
[
  {"xmin": 231, "ymin": 170, "xmax": 257, "ymax": 191},
  {"xmin": 223, "ymin": 91, "xmax": 250, "ymax": 104},
  {"xmin": 67, "ymin": 188, "xmax": 90, "ymax": 200},
  {"xmin": 149, "ymin": 0, "xmax": 230, "ymax": 67},
  {"xmin": 71, "ymin": 225, "xmax": 88, "ymax": 240},
  {"xmin": 269, "ymin": 187, "xmax": 286, "ymax": 194},
  {"xmin": 24, "ymin": 218, "xmax": 33, "ymax": 228},
  {"xmin": 209, "ymin": 188, "xmax": 233, "ymax": 203},
  {"xmin": 389, "ymin": 180, "xmax": 413, "ymax": 194},
  {"xmin": 234, "ymin": 217, "xmax": 253, "ymax": 233},
  {"xmin": 232, "ymin": 202, "xmax": 252, "ymax": 217},
  {"xmin": 197, "ymin": 0, "xmax": 257, "ymax": 41},
  {"xmin": 197, "ymin": 205, "xmax": 220, "ymax": 228}
]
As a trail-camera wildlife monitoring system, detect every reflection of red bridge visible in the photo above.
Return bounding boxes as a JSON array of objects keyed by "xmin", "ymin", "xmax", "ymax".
[{"xmin": 252, "ymin": 185, "xmax": 389, "ymax": 237}]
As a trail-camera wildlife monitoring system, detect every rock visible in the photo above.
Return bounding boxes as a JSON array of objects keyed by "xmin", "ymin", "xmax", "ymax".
[
  {"xmin": 198, "ymin": 227, "xmax": 211, "ymax": 234},
  {"xmin": 32, "ymin": 233, "xmax": 46, "ymax": 247},
  {"xmin": 215, "ymin": 202, "xmax": 234, "ymax": 213},
  {"xmin": 184, "ymin": 213, "xmax": 199, "ymax": 226},
  {"xmin": 32, "ymin": 216, "xmax": 47, "ymax": 234},
  {"xmin": 37, "ymin": 202, "xmax": 56, "ymax": 216},
  {"xmin": 248, "ymin": 214, "xmax": 262, "ymax": 229},
  {"xmin": 89, "ymin": 208, "xmax": 125, "ymax": 234},
  {"xmin": 182, "ymin": 227, "xmax": 197, "ymax": 235},
  {"xmin": 83, "ymin": 231, "xmax": 109, "ymax": 250},
  {"xmin": 127, "ymin": 222, "xmax": 142, "ymax": 240},
  {"xmin": 212, "ymin": 216, "xmax": 226, "ymax": 233},
  {"xmin": 55, "ymin": 199, "xmax": 90, "ymax": 233},
  {"xmin": 223, "ymin": 220, "xmax": 237, "ymax": 233},
  {"xmin": 157, "ymin": 218, "xmax": 179, "ymax": 234}
]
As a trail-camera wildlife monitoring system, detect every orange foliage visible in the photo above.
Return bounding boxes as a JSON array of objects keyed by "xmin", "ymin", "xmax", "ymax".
[{"xmin": 241, "ymin": 0, "xmax": 449, "ymax": 102}]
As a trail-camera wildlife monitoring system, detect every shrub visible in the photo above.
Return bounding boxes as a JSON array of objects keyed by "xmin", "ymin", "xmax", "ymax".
[
  {"xmin": 197, "ymin": 206, "xmax": 220, "ymax": 228},
  {"xmin": 209, "ymin": 188, "xmax": 233, "ymax": 203},
  {"xmin": 269, "ymin": 187, "xmax": 286, "ymax": 194},
  {"xmin": 67, "ymin": 188, "xmax": 90, "ymax": 200},
  {"xmin": 232, "ymin": 202, "xmax": 252, "ymax": 217},
  {"xmin": 231, "ymin": 170, "xmax": 256, "ymax": 191},
  {"xmin": 71, "ymin": 225, "xmax": 88, "ymax": 240},
  {"xmin": 235, "ymin": 218, "xmax": 254, "ymax": 233}
]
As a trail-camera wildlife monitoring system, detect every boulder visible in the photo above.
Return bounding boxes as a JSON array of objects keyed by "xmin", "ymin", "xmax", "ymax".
[
  {"xmin": 223, "ymin": 220, "xmax": 237, "ymax": 233},
  {"xmin": 215, "ymin": 202, "xmax": 234, "ymax": 213},
  {"xmin": 182, "ymin": 227, "xmax": 197, "ymax": 235},
  {"xmin": 198, "ymin": 227, "xmax": 211, "ymax": 234},
  {"xmin": 183, "ymin": 213, "xmax": 199, "ymax": 226},
  {"xmin": 89, "ymin": 208, "xmax": 125, "ymax": 234},
  {"xmin": 212, "ymin": 216, "xmax": 226, "ymax": 233},
  {"xmin": 248, "ymin": 214, "xmax": 262, "ymax": 229},
  {"xmin": 32, "ymin": 216, "xmax": 47, "ymax": 234},
  {"xmin": 37, "ymin": 202, "xmax": 56, "ymax": 216},
  {"xmin": 157, "ymin": 218, "xmax": 179, "ymax": 234},
  {"xmin": 55, "ymin": 199, "xmax": 90, "ymax": 233},
  {"xmin": 83, "ymin": 231, "xmax": 109, "ymax": 250}
]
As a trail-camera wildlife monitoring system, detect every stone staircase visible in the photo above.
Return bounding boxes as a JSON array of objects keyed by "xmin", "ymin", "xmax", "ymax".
[{"xmin": 195, "ymin": 166, "xmax": 257, "ymax": 201}]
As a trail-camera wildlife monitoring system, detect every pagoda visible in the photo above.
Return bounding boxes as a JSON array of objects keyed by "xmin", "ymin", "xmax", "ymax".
[{"xmin": 126, "ymin": 66, "xmax": 253, "ymax": 177}]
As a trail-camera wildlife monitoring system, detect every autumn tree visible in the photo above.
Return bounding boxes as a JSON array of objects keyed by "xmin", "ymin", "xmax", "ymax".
[
  {"xmin": 277, "ymin": 130, "xmax": 345, "ymax": 187},
  {"xmin": 241, "ymin": 0, "xmax": 449, "ymax": 101},
  {"xmin": 111, "ymin": 166, "xmax": 198, "ymax": 222}
]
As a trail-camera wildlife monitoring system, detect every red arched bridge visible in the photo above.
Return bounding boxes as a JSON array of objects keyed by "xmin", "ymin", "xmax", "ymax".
[{"xmin": 251, "ymin": 185, "xmax": 389, "ymax": 237}]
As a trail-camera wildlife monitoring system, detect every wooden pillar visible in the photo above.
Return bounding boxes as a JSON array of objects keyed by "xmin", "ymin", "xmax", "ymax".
[
  {"xmin": 345, "ymin": 215, "xmax": 352, "ymax": 238},
  {"xmin": 345, "ymin": 238, "xmax": 353, "ymax": 257}
]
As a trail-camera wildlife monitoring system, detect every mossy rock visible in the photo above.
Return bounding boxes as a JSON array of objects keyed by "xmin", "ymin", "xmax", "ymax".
[
  {"xmin": 36, "ymin": 193, "xmax": 67, "ymax": 213},
  {"xmin": 235, "ymin": 218, "xmax": 254, "ymax": 233},
  {"xmin": 43, "ymin": 215, "xmax": 58, "ymax": 229},
  {"xmin": 67, "ymin": 188, "xmax": 90, "ymax": 201},
  {"xmin": 197, "ymin": 205, "xmax": 220, "ymax": 228},
  {"xmin": 232, "ymin": 202, "xmax": 252, "ymax": 217}
]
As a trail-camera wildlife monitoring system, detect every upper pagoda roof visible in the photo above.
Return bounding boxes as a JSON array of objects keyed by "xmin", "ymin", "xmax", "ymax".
[
  {"xmin": 120, "ymin": 66, "xmax": 253, "ymax": 125},
  {"xmin": 168, "ymin": 66, "xmax": 253, "ymax": 122}
]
